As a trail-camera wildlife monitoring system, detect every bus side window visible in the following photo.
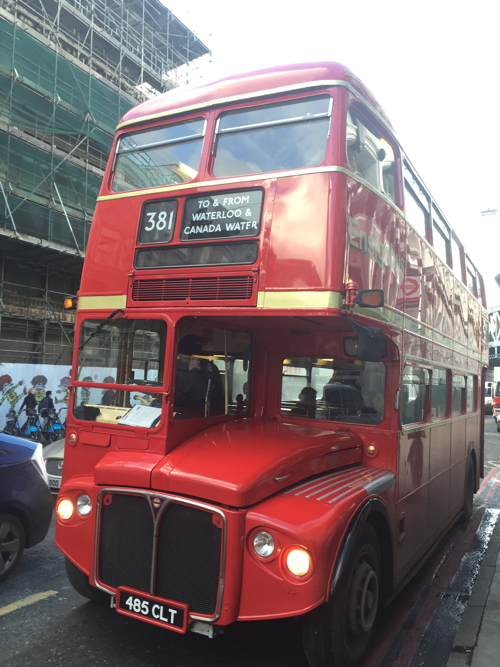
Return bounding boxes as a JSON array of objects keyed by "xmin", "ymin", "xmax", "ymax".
[
  {"xmin": 466, "ymin": 375, "xmax": 474, "ymax": 412},
  {"xmin": 346, "ymin": 110, "xmax": 396, "ymax": 202},
  {"xmin": 403, "ymin": 163, "xmax": 430, "ymax": 239},
  {"xmin": 431, "ymin": 368, "xmax": 448, "ymax": 419},
  {"xmin": 452, "ymin": 375, "xmax": 466, "ymax": 415},
  {"xmin": 401, "ymin": 366, "xmax": 429, "ymax": 425}
]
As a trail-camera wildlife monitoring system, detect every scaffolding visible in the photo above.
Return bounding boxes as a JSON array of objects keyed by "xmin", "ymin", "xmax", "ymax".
[{"xmin": 0, "ymin": 0, "xmax": 211, "ymax": 363}]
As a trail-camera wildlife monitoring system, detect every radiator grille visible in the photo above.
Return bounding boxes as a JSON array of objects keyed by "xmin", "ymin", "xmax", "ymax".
[
  {"xmin": 45, "ymin": 458, "xmax": 62, "ymax": 476},
  {"xmin": 98, "ymin": 493, "xmax": 223, "ymax": 617},
  {"xmin": 99, "ymin": 494, "xmax": 154, "ymax": 593},
  {"xmin": 156, "ymin": 503, "xmax": 222, "ymax": 616},
  {"xmin": 131, "ymin": 276, "xmax": 253, "ymax": 302}
]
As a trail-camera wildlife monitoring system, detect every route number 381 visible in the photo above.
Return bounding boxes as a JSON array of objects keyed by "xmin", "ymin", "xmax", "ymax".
[{"xmin": 138, "ymin": 199, "xmax": 177, "ymax": 244}]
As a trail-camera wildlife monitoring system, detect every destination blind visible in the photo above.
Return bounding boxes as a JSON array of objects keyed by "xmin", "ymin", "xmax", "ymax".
[{"xmin": 181, "ymin": 189, "xmax": 263, "ymax": 242}]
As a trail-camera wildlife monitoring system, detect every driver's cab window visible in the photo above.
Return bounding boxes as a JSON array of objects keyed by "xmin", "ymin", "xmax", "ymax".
[
  {"xmin": 174, "ymin": 320, "xmax": 251, "ymax": 419},
  {"xmin": 281, "ymin": 357, "xmax": 385, "ymax": 424}
]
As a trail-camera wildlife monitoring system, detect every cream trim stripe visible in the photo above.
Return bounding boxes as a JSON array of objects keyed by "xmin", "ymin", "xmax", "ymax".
[
  {"xmin": 401, "ymin": 412, "xmax": 474, "ymax": 434},
  {"xmin": 257, "ymin": 290, "xmax": 342, "ymax": 309},
  {"xmin": 78, "ymin": 295, "xmax": 127, "ymax": 310},
  {"xmin": 116, "ymin": 80, "xmax": 393, "ymax": 133},
  {"xmin": 97, "ymin": 165, "xmax": 351, "ymax": 202}
]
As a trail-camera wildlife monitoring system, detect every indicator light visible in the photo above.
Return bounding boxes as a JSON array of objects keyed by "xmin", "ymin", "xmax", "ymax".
[{"xmin": 63, "ymin": 296, "xmax": 78, "ymax": 310}]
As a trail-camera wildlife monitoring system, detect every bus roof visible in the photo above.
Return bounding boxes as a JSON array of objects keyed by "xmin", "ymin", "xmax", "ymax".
[{"xmin": 118, "ymin": 61, "xmax": 394, "ymax": 130}]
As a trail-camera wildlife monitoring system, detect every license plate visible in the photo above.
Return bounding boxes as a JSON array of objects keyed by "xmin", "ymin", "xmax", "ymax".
[
  {"xmin": 116, "ymin": 588, "xmax": 188, "ymax": 633},
  {"xmin": 48, "ymin": 478, "xmax": 61, "ymax": 489}
]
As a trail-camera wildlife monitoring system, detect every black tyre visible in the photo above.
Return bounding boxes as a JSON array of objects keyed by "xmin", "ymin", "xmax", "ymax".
[
  {"xmin": 65, "ymin": 557, "xmax": 110, "ymax": 603},
  {"xmin": 0, "ymin": 513, "xmax": 26, "ymax": 582},
  {"xmin": 303, "ymin": 524, "xmax": 381, "ymax": 667},
  {"xmin": 462, "ymin": 459, "xmax": 475, "ymax": 523}
]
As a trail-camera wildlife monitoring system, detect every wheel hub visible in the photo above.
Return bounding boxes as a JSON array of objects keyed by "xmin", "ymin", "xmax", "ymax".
[{"xmin": 347, "ymin": 559, "xmax": 379, "ymax": 637}]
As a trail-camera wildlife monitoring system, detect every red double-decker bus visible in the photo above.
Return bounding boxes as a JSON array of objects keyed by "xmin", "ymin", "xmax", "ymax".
[{"xmin": 55, "ymin": 62, "xmax": 488, "ymax": 667}]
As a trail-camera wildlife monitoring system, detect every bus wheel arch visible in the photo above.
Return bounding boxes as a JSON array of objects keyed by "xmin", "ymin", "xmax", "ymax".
[{"xmin": 302, "ymin": 499, "xmax": 393, "ymax": 667}]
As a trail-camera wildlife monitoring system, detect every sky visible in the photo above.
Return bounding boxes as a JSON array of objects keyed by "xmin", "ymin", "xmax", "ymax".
[{"xmin": 166, "ymin": 0, "xmax": 500, "ymax": 306}]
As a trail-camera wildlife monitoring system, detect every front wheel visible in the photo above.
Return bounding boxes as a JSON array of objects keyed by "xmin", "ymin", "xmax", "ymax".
[
  {"xmin": 0, "ymin": 513, "xmax": 26, "ymax": 582},
  {"xmin": 65, "ymin": 558, "xmax": 110, "ymax": 603},
  {"xmin": 303, "ymin": 524, "xmax": 381, "ymax": 667}
]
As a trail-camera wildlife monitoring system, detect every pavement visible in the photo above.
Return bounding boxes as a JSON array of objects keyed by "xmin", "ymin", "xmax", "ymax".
[{"xmin": 446, "ymin": 468, "xmax": 500, "ymax": 667}]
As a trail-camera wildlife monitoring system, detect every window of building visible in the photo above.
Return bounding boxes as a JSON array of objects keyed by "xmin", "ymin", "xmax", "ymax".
[
  {"xmin": 452, "ymin": 375, "xmax": 466, "ymax": 415},
  {"xmin": 281, "ymin": 357, "xmax": 385, "ymax": 424},
  {"xmin": 431, "ymin": 368, "xmax": 448, "ymax": 418},
  {"xmin": 401, "ymin": 366, "xmax": 429, "ymax": 425},
  {"xmin": 346, "ymin": 111, "xmax": 396, "ymax": 202},
  {"xmin": 213, "ymin": 95, "xmax": 332, "ymax": 178}
]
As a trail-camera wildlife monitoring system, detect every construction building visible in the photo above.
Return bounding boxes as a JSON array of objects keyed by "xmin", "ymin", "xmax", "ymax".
[{"xmin": 0, "ymin": 0, "xmax": 210, "ymax": 366}]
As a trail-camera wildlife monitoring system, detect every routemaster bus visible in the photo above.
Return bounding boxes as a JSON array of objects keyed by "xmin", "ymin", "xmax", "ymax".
[{"xmin": 55, "ymin": 62, "xmax": 488, "ymax": 667}]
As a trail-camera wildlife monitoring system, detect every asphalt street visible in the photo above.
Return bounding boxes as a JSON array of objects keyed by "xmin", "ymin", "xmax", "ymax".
[{"xmin": 1, "ymin": 416, "xmax": 499, "ymax": 667}]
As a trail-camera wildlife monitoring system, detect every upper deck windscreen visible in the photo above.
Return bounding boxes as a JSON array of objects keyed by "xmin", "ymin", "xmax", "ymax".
[
  {"xmin": 213, "ymin": 95, "xmax": 332, "ymax": 177},
  {"xmin": 112, "ymin": 118, "xmax": 205, "ymax": 193}
]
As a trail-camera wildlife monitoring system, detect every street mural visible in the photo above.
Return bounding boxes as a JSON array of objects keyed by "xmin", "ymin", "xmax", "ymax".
[{"xmin": 0, "ymin": 364, "xmax": 71, "ymax": 431}]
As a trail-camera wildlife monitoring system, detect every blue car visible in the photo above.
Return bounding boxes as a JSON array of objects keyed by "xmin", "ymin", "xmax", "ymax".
[{"xmin": 0, "ymin": 434, "xmax": 53, "ymax": 582}]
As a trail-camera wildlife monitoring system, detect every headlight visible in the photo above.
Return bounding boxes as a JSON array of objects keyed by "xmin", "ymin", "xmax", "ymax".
[
  {"xmin": 285, "ymin": 548, "xmax": 312, "ymax": 577},
  {"xmin": 31, "ymin": 443, "xmax": 48, "ymax": 484},
  {"xmin": 57, "ymin": 498, "xmax": 74, "ymax": 520},
  {"xmin": 253, "ymin": 531, "xmax": 275, "ymax": 558},
  {"xmin": 76, "ymin": 494, "xmax": 92, "ymax": 516}
]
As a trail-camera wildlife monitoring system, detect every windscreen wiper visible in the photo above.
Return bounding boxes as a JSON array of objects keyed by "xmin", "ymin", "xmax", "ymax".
[{"xmin": 78, "ymin": 309, "xmax": 125, "ymax": 350}]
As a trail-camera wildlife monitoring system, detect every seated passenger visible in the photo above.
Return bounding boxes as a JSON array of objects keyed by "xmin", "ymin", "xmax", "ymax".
[
  {"xmin": 291, "ymin": 386, "xmax": 317, "ymax": 419},
  {"xmin": 363, "ymin": 390, "xmax": 384, "ymax": 416},
  {"xmin": 174, "ymin": 334, "xmax": 224, "ymax": 417}
]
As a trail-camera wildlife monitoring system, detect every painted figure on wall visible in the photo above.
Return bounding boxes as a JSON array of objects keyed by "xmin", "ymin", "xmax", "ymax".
[
  {"xmin": 0, "ymin": 374, "xmax": 26, "ymax": 409},
  {"xmin": 31, "ymin": 375, "xmax": 48, "ymax": 403},
  {"xmin": 56, "ymin": 375, "xmax": 71, "ymax": 406}
]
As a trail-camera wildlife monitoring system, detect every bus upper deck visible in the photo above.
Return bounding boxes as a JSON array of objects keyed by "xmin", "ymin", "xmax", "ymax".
[{"xmin": 79, "ymin": 62, "xmax": 487, "ymax": 365}]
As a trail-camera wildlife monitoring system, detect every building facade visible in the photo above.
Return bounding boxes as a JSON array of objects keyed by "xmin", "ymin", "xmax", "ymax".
[{"xmin": 0, "ymin": 0, "xmax": 210, "ymax": 365}]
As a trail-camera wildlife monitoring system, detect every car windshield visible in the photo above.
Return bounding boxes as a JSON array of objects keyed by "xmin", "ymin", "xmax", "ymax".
[{"xmin": 281, "ymin": 357, "xmax": 385, "ymax": 424}]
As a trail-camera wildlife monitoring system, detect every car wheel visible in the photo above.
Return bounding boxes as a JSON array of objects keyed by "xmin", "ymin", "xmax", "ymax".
[
  {"xmin": 0, "ymin": 513, "xmax": 26, "ymax": 582},
  {"xmin": 65, "ymin": 558, "xmax": 110, "ymax": 603},
  {"xmin": 302, "ymin": 524, "xmax": 381, "ymax": 667}
]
